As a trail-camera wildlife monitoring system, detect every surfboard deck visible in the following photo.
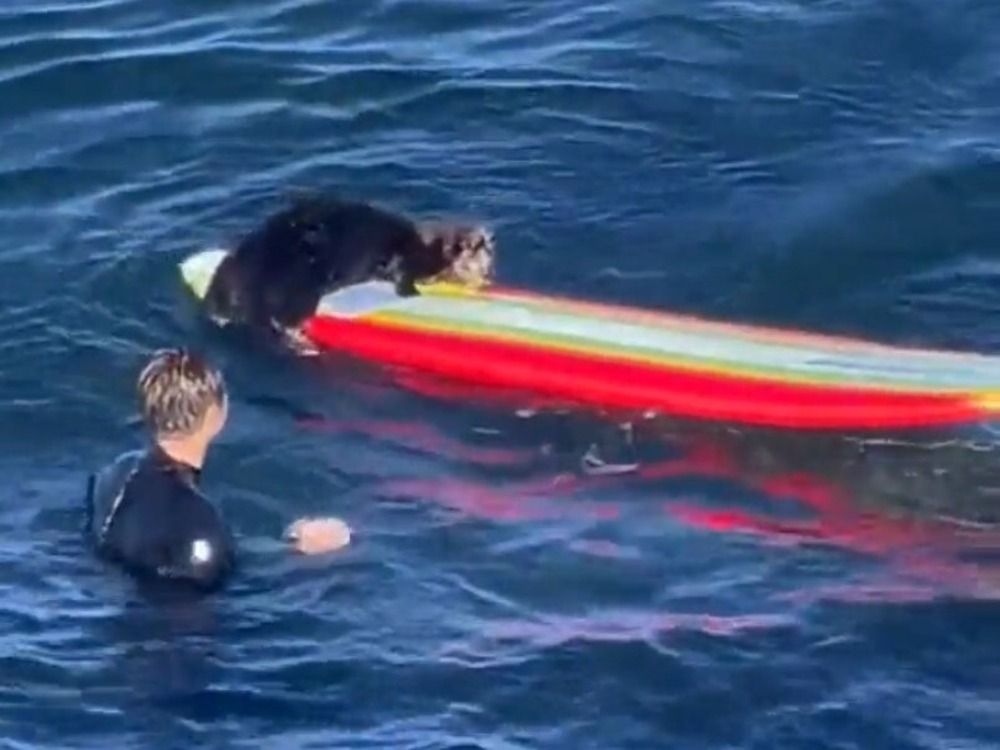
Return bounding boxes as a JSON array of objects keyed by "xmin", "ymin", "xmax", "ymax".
[{"xmin": 180, "ymin": 248, "xmax": 1000, "ymax": 430}]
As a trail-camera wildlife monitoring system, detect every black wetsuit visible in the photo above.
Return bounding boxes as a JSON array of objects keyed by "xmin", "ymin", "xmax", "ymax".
[{"xmin": 85, "ymin": 446, "xmax": 236, "ymax": 592}]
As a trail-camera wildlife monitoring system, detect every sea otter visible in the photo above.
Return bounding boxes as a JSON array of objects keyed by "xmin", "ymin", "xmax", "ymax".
[{"xmin": 203, "ymin": 193, "xmax": 496, "ymax": 338}]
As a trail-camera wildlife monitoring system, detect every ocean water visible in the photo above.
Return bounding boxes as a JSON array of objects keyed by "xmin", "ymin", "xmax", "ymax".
[{"xmin": 1, "ymin": 0, "xmax": 999, "ymax": 748}]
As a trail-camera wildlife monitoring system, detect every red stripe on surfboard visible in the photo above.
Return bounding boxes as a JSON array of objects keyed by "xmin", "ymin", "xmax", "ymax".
[{"xmin": 302, "ymin": 314, "xmax": 988, "ymax": 429}]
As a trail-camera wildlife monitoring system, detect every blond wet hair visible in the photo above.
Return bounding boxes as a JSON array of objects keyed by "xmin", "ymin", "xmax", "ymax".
[{"xmin": 137, "ymin": 348, "xmax": 226, "ymax": 438}]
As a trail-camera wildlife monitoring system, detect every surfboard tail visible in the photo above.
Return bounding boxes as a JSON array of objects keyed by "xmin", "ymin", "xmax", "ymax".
[{"xmin": 180, "ymin": 248, "xmax": 228, "ymax": 300}]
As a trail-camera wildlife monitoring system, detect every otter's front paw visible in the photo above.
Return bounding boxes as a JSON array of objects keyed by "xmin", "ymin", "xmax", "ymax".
[{"xmin": 394, "ymin": 276, "xmax": 419, "ymax": 297}]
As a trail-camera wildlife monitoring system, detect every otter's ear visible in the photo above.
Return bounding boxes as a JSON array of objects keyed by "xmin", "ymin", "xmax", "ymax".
[
  {"xmin": 416, "ymin": 222, "xmax": 451, "ymax": 256},
  {"xmin": 416, "ymin": 222, "xmax": 437, "ymax": 245}
]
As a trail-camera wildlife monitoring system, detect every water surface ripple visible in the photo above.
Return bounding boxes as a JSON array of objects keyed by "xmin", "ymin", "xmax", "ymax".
[{"xmin": 0, "ymin": 1, "xmax": 998, "ymax": 748}]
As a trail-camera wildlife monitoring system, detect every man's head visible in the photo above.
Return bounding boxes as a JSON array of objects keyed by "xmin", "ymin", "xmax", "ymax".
[{"xmin": 137, "ymin": 348, "xmax": 228, "ymax": 444}]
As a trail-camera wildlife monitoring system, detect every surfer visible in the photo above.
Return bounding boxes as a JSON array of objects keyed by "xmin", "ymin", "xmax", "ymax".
[{"xmin": 84, "ymin": 347, "xmax": 350, "ymax": 592}]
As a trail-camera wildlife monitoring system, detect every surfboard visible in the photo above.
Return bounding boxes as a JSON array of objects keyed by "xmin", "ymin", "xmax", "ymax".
[{"xmin": 180, "ymin": 248, "xmax": 1000, "ymax": 430}]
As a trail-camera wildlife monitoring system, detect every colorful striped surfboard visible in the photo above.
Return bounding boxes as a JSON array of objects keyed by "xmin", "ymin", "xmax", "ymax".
[{"xmin": 180, "ymin": 249, "xmax": 1000, "ymax": 430}]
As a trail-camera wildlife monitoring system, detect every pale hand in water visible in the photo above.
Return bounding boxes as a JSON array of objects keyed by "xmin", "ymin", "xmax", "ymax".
[{"xmin": 286, "ymin": 517, "xmax": 352, "ymax": 555}]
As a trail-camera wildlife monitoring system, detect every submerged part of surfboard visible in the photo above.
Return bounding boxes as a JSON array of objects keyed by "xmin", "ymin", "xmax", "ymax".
[{"xmin": 180, "ymin": 249, "xmax": 1000, "ymax": 430}]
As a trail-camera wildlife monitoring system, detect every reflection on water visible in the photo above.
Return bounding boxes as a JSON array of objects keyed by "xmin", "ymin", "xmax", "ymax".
[{"xmin": 291, "ymin": 377, "xmax": 1000, "ymax": 607}]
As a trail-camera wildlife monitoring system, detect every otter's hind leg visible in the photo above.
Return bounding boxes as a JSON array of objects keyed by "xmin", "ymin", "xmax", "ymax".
[{"xmin": 270, "ymin": 320, "xmax": 321, "ymax": 356}]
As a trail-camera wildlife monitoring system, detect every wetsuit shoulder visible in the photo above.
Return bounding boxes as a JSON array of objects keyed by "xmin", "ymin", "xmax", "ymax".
[{"xmin": 89, "ymin": 449, "xmax": 236, "ymax": 592}]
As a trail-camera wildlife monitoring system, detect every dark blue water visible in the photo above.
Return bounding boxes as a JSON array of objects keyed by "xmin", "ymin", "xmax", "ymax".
[{"xmin": 1, "ymin": 1, "xmax": 999, "ymax": 748}]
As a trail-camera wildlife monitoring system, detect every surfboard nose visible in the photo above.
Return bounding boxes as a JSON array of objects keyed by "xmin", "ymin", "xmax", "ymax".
[{"xmin": 179, "ymin": 248, "xmax": 228, "ymax": 301}]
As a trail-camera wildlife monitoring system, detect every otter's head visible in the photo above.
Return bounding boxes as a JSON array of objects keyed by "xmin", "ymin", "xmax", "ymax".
[{"xmin": 416, "ymin": 222, "xmax": 496, "ymax": 288}]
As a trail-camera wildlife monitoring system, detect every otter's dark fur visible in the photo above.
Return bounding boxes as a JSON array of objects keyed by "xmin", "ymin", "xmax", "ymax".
[{"xmin": 204, "ymin": 193, "xmax": 495, "ymax": 334}]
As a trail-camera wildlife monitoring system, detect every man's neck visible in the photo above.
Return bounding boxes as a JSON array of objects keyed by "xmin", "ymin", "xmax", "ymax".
[{"xmin": 155, "ymin": 436, "xmax": 210, "ymax": 470}]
